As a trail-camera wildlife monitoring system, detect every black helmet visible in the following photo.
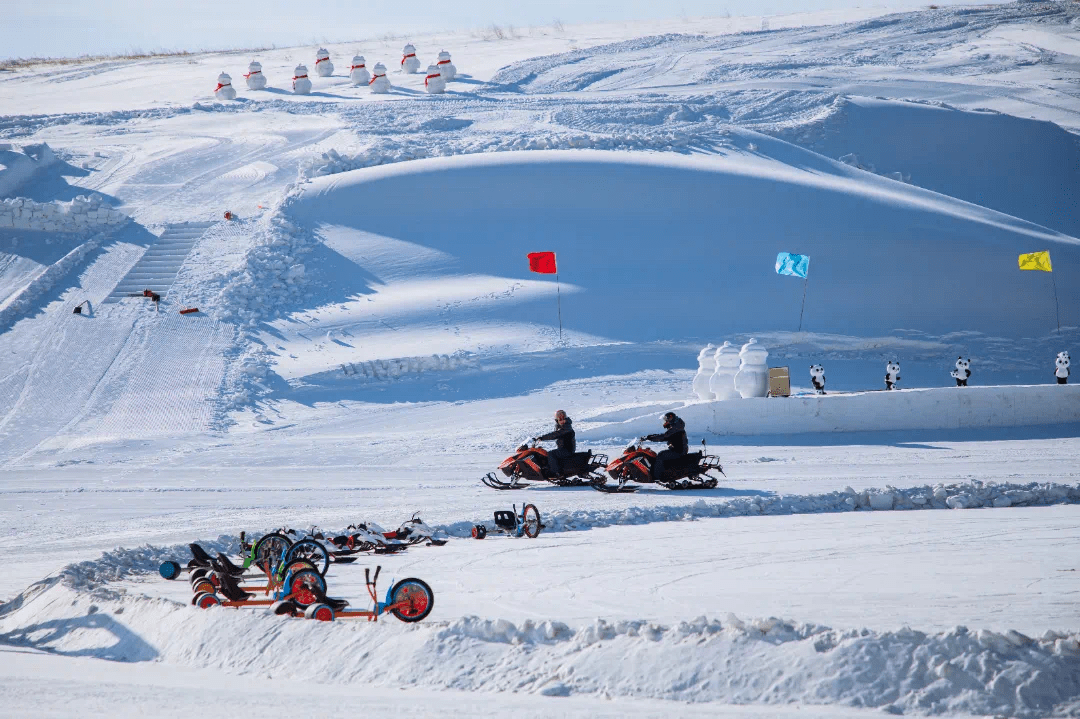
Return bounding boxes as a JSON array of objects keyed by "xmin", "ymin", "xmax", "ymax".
[{"xmin": 662, "ymin": 411, "xmax": 677, "ymax": 428}]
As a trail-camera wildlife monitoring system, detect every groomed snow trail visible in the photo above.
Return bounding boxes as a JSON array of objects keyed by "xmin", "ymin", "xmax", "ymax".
[{"xmin": 103, "ymin": 221, "xmax": 214, "ymax": 302}]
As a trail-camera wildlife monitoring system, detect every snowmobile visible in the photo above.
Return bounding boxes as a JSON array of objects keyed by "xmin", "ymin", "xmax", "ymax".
[
  {"xmin": 596, "ymin": 438, "xmax": 725, "ymax": 493},
  {"xmin": 481, "ymin": 440, "xmax": 608, "ymax": 490}
]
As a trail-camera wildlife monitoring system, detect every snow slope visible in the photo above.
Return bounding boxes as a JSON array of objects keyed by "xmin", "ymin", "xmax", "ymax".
[{"xmin": 1, "ymin": 2, "xmax": 1080, "ymax": 716}]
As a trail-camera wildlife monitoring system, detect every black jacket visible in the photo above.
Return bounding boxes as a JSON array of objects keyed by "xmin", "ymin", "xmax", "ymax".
[
  {"xmin": 537, "ymin": 418, "xmax": 576, "ymax": 453},
  {"xmin": 646, "ymin": 416, "xmax": 688, "ymax": 454}
]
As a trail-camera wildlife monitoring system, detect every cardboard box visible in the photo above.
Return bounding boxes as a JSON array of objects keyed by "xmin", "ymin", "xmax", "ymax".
[{"xmin": 768, "ymin": 367, "xmax": 790, "ymax": 397}]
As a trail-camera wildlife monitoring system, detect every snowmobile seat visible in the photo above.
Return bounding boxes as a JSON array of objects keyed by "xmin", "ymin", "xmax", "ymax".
[
  {"xmin": 212, "ymin": 552, "xmax": 246, "ymax": 576},
  {"xmin": 216, "ymin": 572, "xmax": 253, "ymax": 602},
  {"xmin": 189, "ymin": 543, "xmax": 214, "ymax": 565},
  {"xmin": 493, "ymin": 511, "xmax": 517, "ymax": 530}
]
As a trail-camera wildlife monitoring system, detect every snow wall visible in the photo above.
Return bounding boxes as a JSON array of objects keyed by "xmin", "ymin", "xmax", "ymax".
[{"xmin": 579, "ymin": 384, "xmax": 1080, "ymax": 439}]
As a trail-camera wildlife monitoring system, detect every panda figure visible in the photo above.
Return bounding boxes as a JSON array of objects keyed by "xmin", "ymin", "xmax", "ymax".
[
  {"xmin": 885, "ymin": 361, "xmax": 901, "ymax": 390},
  {"xmin": 950, "ymin": 356, "xmax": 971, "ymax": 387},
  {"xmin": 809, "ymin": 364, "xmax": 826, "ymax": 395},
  {"xmin": 1056, "ymin": 351, "xmax": 1070, "ymax": 384}
]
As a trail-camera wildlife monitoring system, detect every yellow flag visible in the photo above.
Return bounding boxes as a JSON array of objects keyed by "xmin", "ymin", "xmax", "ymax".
[{"xmin": 1018, "ymin": 250, "xmax": 1052, "ymax": 272}]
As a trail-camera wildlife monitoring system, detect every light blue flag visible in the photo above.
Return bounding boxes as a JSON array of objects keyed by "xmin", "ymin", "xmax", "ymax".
[{"xmin": 775, "ymin": 252, "xmax": 810, "ymax": 279}]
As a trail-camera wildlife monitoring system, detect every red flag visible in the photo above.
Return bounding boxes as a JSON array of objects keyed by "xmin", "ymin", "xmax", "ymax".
[{"xmin": 527, "ymin": 251, "xmax": 557, "ymax": 274}]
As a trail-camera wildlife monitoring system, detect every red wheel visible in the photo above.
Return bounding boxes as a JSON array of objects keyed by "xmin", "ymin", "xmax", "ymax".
[
  {"xmin": 196, "ymin": 593, "xmax": 221, "ymax": 609},
  {"xmin": 287, "ymin": 569, "xmax": 325, "ymax": 609},
  {"xmin": 471, "ymin": 525, "xmax": 487, "ymax": 539},
  {"xmin": 304, "ymin": 603, "xmax": 335, "ymax": 621},
  {"xmin": 192, "ymin": 578, "xmax": 215, "ymax": 595},
  {"xmin": 522, "ymin": 504, "xmax": 542, "ymax": 538},
  {"xmin": 389, "ymin": 578, "xmax": 434, "ymax": 622}
]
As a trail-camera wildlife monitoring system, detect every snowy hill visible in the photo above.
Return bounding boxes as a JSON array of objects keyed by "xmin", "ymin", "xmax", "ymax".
[{"xmin": 2, "ymin": 3, "xmax": 1080, "ymax": 717}]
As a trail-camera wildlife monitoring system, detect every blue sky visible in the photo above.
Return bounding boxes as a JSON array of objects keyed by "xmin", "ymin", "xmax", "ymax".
[{"xmin": 4, "ymin": 0, "xmax": 1007, "ymax": 60}]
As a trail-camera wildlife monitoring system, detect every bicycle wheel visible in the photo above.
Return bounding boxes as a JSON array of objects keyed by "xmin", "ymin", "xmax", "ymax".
[
  {"xmin": 286, "ymin": 569, "xmax": 326, "ymax": 609},
  {"xmin": 522, "ymin": 504, "xmax": 542, "ymax": 538},
  {"xmin": 285, "ymin": 539, "xmax": 330, "ymax": 576},
  {"xmin": 252, "ymin": 532, "xmax": 292, "ymax": 576},
  {"xmin": 389, "ymin": 578, "xmax": 434, "ymax": 623}
]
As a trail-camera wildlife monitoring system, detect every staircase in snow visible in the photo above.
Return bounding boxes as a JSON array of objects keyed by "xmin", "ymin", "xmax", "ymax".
[{"xmin": 104, "ymin": 221, "xmax": 215, "ymax": 303}]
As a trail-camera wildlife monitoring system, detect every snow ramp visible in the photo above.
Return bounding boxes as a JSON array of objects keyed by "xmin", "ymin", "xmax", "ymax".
[{"xmin": 103, "ymin": 221, "xmax": 214, "ymax": 303}]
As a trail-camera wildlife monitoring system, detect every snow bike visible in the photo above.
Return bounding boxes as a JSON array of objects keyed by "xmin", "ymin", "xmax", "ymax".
[
  {"xmin": 596, "ymin": 439, "xmax": 724, "ymax": 493},
  {"xmin": 481, "ymin": 441, "xmax": 608, "ymax": 490},
  {"xmin": 192, "ymin": 562, "xmax": 434, "ymax": 623},
  {"xmin": 159, "ymin": 534, "xmax": 269, "ymax": 581},
  {"xmin": 471, "ymin": 503, "xmax": 543, "ymax": 539},
  {"xmin": 272, "ymin": 566, "xmax": 435, "ymax": 623}
]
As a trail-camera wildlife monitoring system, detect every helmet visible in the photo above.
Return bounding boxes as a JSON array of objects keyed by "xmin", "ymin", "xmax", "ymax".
[{"xmin": 662, "ymin": 411, "xmax": 676, "ymax": 428}]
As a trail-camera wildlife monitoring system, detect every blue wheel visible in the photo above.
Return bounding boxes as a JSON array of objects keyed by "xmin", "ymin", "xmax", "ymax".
[{"xmin": 159, "ymin": 561, "xmax": 181, "ymax": 580}]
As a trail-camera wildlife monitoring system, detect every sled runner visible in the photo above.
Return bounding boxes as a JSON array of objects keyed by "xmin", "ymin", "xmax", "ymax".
[
  {"xmin": 597, "ymin": 439, "xmax": 724, "ymax": 493},
  {"xmin": 471, "ymin": 503, "xmax": 543, "ymax": 539},
  {"xmin": 482, "ymin": 441, "xmax": 608, "ymax": 490}
]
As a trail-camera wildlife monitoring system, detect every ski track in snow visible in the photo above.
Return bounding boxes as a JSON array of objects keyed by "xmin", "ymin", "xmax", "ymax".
[{"xmin": 2, "ymin": 3, "xmax": 1080, "ymax": 716}]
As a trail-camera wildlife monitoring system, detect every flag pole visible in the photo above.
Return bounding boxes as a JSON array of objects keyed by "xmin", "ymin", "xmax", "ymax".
[
  {"xmin": 1051, "ymin": 271, "xmax": 1061, "ymax": 332},
  {"xmin": 556, "ymin": 273, "xmax": 563, "ymax": 342},
  {"xmin": 798, "ymin": 277, "xmax": 809, "ymax": 333}
]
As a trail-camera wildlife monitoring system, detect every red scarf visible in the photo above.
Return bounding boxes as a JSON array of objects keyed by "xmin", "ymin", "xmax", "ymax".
[
  {"xmin": 424, "ymin": 73, "xmax": 439, "ymax": 86},
  {"xmin": 437, "ymin": 59, "xmax": 451, "ymax": 65},
  {"xmin": 368, "ymin": 73, "xmax": 385, "ymax": 85},
  {"xmin": 293, "ymin": 74, "xmax": 308, "ymax": 80},
  {"xmin": 401, "ymin": 53, "xmax": 416, "ymax": 65},
  {"xmin": 315, "ymin": 56, "xmax": 329, "ymax": 64},
  {"xmin": 244, "ymin": 70, "xmax": 261, "ymax": 78},
  {"xmin": 350, "ymin": 64, "xmax": 365, "ymax": 71},
  {"xmin": 214, "ymin": 82, "xmax": 230, "ymax": 91}
]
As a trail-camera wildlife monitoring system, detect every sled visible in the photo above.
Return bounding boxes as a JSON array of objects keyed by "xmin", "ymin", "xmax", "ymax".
[
  {"xmin": 482, "ymin": 441, "xmax": 608, "ymax": 490},
  {"xmin": 603, "ymin": 439, "xmax": 725, "ymax": 492}
]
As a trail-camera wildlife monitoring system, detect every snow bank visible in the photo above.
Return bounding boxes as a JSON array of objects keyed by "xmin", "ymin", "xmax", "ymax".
[
  {"xmin": 0, "ymin": 194, "xmax": 126, "ymax": 232},
  {"xmin": 3, "ymin": 582, "xmax": 1078, "ymax": 718},
  {"xmin": 0, "ymin": 142, "xmax": 56, "ymax": 197},
  {"xmin": 579, "ymin": 384, "xmax": 1080, "ymax": 439}
]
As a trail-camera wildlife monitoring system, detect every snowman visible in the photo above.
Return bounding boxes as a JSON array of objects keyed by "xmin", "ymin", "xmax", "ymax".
[
  {"xmin": 214, "ymin": 72, "xmax": 237, "ymax": 100},
  {"xmin": 368, "ymin": 62, "xmax": 391, "ymax": 93},
  {"xmin": 734, "ymin": 338, "xmax": 769, "ymax": 399},
  {"xmin": 885, "ymin": 361, "xmax": 901, "ymax": 391},
  {"xmin": 1056, "ymin": 351, "xmax": 1070, "ymax": 384},
  {"xmin": 349, "ymin": 55, "xmax": 370, "ymax": 86},
  {"xmin": 244, "ymin": 61, "xmax": 266, "ymax": 90},
  {"xmin": 692, "ymin": 344, "xmax": 717, "ymax": 400},
  {"xmin": 709, "ymin": 342, "xmax": 741, "ymax": 401},
  {"xmin": 424, "ymin": 65, "xmax": 446, "ymax": 94},
  {"xmin": 950, "ymin": 357, "xmax": 971, "ymax": 387},
  {"xmin": 401, "ymin": 44, "xmax": 421, "ymax": 73},
  {"xmin": 292, "ymin": 65, "xmax": 312, "ymax": 94},
  {"xmin": 436, "ymin": 50, "xmax": 456, "ymax": 80},
  {"xmin": 315, "ymin": 48, "xmax": 334, "ymax": 77},
  {"xmin": 810, "ymin": 364, "xmax": 826, "ymax": 395}
]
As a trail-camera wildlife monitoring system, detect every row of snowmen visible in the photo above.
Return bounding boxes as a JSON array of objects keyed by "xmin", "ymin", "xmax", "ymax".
[
  {"xmin": 214, "ymin": 45, "xmax": 457, "ymax": 99},
  {"xmin": 693, "ymin": 348, "xmax": 1072, "ymax": 400},
  {"xmin": 692, "ymin": 339, "xmax": 770, "ymax": 400}
]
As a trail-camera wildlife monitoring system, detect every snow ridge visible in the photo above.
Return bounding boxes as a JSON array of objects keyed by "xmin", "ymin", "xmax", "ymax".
[{"xmin": 3, "ymin": 584, "xmax": 1077, "ymax": 718}]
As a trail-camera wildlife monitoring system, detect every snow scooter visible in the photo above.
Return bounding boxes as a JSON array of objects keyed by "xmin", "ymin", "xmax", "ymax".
[
  {"xmin": 273, "ymin": 566, "xmax": 435, "ymax": 623},
  {"xmin": 481, "ymin": 440, "xmax": 608, "ymax": 490},
  {"xmin": 596, "ymin": 438, "xmax": 725, "ymax": 493},
  {"xmin": 471, "ymin": 503, "xmax": 543, "ymax": 539}
]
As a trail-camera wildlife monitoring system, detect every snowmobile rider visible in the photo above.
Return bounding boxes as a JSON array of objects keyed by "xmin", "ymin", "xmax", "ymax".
[
  {"xmin": 533, "ymin": 410, "xmax": 575, "ymax": 478},
  {"xmin": 644, "ymin": 411, "xmax": 688, "ymax": 482}
]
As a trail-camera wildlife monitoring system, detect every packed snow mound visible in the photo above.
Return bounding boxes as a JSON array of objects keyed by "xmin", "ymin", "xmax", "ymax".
[
  {"xmin": 780, "ymin": 97, "xmax": 1080, "ymax": 238},
  {"xmin": 290, "ymin": 150, "xmax": 1077, "ymax": 341},
  {"xmin": 0, "ymin": 142, "xmax": 57, "ymax": 197},
  {"xmin": 3, "ymin": 581, "xmax": 1078, "ymax": 718}
]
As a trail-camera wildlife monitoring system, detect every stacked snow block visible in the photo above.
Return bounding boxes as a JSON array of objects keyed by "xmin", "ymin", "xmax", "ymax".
[
  {"xmin": 0, "ymin": 194, "xmax": 126, "ymax": 232},
  {"xmin": 340, "ymin": 352, "xmax": 477, "ymax": 379}
]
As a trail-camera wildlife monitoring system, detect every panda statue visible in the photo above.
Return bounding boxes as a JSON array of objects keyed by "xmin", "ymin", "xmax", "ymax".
[
  {"xmin": 950, "ymin": 357, "xmax": 971, "ymax": 387},
  {"xmin": 1056, "ymin": 351, "xmax": 1070, "ymax": 384},
  {"xmin": 885, "ymin": 361, "xmax": 901, "ymax": 391},
  {"xmin": 809, "ymin": 364, "xmax": 826, "ymax": 395}
]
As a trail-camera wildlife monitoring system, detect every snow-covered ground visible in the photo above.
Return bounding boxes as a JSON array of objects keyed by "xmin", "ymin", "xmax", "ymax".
[{"xmin": 2, "ymin": 2, "xmax": 1080, "ymax": 716}]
